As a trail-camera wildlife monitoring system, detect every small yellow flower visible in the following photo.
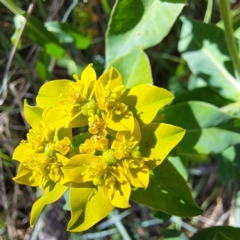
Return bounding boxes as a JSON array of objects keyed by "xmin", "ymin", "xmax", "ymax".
[
  {"xmin": 79, "ymin": 138, "xmax": 96, "ymax": 155},
  {"xmin": 81, "ymin": 157, "xmax": 107, "ymax": 185},
  {"xmin": 101, "ymin": 167, "xmax": 131, "ymax": 208},
  {"xmin": 13, "ymin": 120, "xmax": 71, "ymax": 188},
  {"xmin": 112, "ymin": 132, "xmax": 138, "ymax": 160},
  {"xmin": 55, "ymin": 137, "xmax": 71, "ymax": 155},
  {"xmin": 119, "ymin": 158, "xmax": 149, "ymax": 189},
  {"xmin": 88, "ymin": 114, "xmax": 106, "ymax": 134}
]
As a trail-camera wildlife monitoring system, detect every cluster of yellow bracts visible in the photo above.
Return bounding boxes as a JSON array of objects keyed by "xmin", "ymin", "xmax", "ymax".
[{"xmin": 13, "ymin": 64, "xmax": 185, "ymax": 231}]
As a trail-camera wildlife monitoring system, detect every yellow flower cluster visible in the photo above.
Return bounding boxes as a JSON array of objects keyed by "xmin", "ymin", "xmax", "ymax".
[{"xmin": 12, "ymin": 64, "xmax": 185, "ymax": 231}]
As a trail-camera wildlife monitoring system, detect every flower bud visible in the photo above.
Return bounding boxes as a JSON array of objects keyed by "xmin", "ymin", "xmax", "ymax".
[
  {"xmin": 81, "ymin": 99, "xmax": 98, "ymax": 117},
  {"xmin": 131, "ymin": 150, "xmax": 141, "ymax": 159},
  {"xmin": 101, "ymin": 149, "xmax": 117, "ymax": 166},
  {"xmin": 45, "ymin": 142, "xmax": 55, "ymax": 158}
]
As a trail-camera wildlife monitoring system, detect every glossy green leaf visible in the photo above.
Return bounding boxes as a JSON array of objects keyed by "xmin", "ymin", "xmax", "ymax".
[
  {"xmin": 213, "ymin": 232, "xmax": 233, "ymax": 240},
  {"xmin": 131, "ymin": 159, "xmax": 203, "ymax": 217},
  {"xmin": 109, "ymin": 48, "xmax": 152, "ymax": 87},
  {"xmin": 30, "ymin": 183, "xmax": 68, "ymax": 227},
  {"xmin": 221, "ymin": 102, "xmax": 240, "ymax": 118},
  {"xmin": 190, "ymin": 226, "xmax": 240, "ymax": 240},
  {"xmin": 67, "ymin": 183, "xmax": 114, "ymax": 232},
  {"xmin": 151, "ymin": 210, "xmax": 171, "ymax": 223},
  {"xmin": 161, "ymin": 229, "xmax": 189, "ymax": 240},
  {"xmin": 140, "ymin": 122, "xmax": 186, "ymax": 170},
  {"xmin": 178, "ymin": 16, "xmax": 240, "ymax": 101},
  {"xmin": 24, "ymin": 16, "xmax": 65, "ymax": 58},
  {"xmin": 162, "ymin": 101, "xmax": 240, "ymax": 155},
  {"xmin": 216, "ymin": 144, "xmax": 240, "ymax": 188},
  {"xmin": 121, "ymin": 84, "xmax": 174, "ymax": 127},
  {"xmin": 168, "ymin": 155, "xmax": 188, "ymax": 180},
  {"xmin": 106, "ymin": 0, "xmax": 185, "ymax": 66},
  {"xmin": 24, "ymin": 99, "xmax": 43, "ymax": 129},
  {"xmin": 173, "ymin": 86, "xmax": 233, "ymax": 107}
]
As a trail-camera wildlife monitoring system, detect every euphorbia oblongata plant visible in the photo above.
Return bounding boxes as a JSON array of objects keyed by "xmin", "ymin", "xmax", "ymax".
[{"xmin": 12, "ymin": 64, "xmax": 186, "ymax": 231}]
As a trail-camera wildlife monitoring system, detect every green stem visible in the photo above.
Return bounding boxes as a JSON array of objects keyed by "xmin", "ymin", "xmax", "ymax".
[
  {"xmin": 219, "ymin": 0, "xmax": 240, "ymax": 81},
  {"xmin": 204, "ymin": 0, "xmax": 213, "ymax": 23}
]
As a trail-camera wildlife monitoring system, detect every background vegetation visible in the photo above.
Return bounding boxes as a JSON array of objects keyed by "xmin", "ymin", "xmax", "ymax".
[{"xmin": 1, "ymin": 0, "xmax": 240, "ymax": 239}]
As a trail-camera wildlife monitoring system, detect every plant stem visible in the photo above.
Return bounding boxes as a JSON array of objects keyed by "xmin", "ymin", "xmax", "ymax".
[
  {"xmin": 204, "ymin": 0, "xmax": 213, "ymax": 23},
  {"xmin": 219, "ymin": 0, "xmax": 240, "ymax": 81}
]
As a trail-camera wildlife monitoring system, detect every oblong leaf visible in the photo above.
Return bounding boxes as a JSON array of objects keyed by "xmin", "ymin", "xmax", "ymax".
[
  {"xmin": 190, "ymin": 226, "xmax": 240, "ymax": 240},
  {"xmin": 131, "ymin": 160, "xmax": 203, "ymax": 217},
  {"xmin": 178, "ymin": 16, "xmax": 240, "ymax": 101},
  {"xmin": 162, "ymin": 101, "xmax": 240, "ymax": 154},
  {"xmin": 106, "ymin": 0, "xmax": 185, "ymax": 66}
]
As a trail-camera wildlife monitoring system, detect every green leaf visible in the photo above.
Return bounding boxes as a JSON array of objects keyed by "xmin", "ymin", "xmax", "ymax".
[
  {"xmin": 162, "ymin": 101, "xmax": 240, "ymax": 155},
  {"xmin": 0, "ymin": 150, "xmax": 13, "ymax": 167},
  {"xmin": 106, "ymin": 0, "xmax": 185, "ymax": 66},
  {"xmin": 221, "ymin": 102, "xmax": 240, "ymax": 118},
  {"xmin": 190, "ymin": 226, "xmax": 240, "ymax": 240},
  {"xmin": 45, "ymin": 21, "xmax": 90, "ymax": 49},
  {"xmin": 108, "ymin": 48, "xmax": 152, "ymax": 87},
  {"xmin": 178, "ymin": 16, "xmax": 240, "ymax": 101},
  {"xmin": 131, "ymin": 159, "xmax": 203, "ymax": 217},
  {"xmin": 168, "ymin": 155, "xmax": 188, "ymax": 180},
  {"xmin": 70, "ymin": 132, "xmax": 91, "ymax": 155},
  {"xmin": 11, "ymin": 15, "xmax": 24, "ymax": 48},
  {"xmin": 213, "ymin": 232, "xmax": 233, "ymax": 240},
  {"xmin": 0, "ymin": 0, "xmax": 25, "ymax": 15},
  {"xmin": 36, "ymin": 50, "xmax": 51, "ymax": 81},
  {"xmin": 24, "ymin": 99, "xmax": 43, "ymax": 129},
  {"xmin": 30, "ymin": 183, "xmax": 67, "ymax": 227},
  {"xmin": 173, "ymin": 86, "xmax": 233, "ymax": 107},
  {"xmin": 56, "ymin": 57, "xmax": 83, "ymax": 77},
  {"xmin": 216, "ymin": 144, "xmax": 240, "ymax": 188},
  {"xmin": 161, "ymin": 229, "xmax": 189, "ymax": 240},
  {"xmin": 67, "ymin": 183, "xmax": 114, "ymax": 232},
  {"xmin": 151, "ymin": 210, "xmax": 171, "ymax": 223},
  {"xmin": 24, "ymin": 16, "xmax": 65, "ymax": 58}
]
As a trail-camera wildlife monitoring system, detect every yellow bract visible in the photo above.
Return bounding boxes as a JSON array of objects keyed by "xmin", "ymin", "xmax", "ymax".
[{"xmin": 12, "ymin": 64, "xmax": 186, "ymax": 232}]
